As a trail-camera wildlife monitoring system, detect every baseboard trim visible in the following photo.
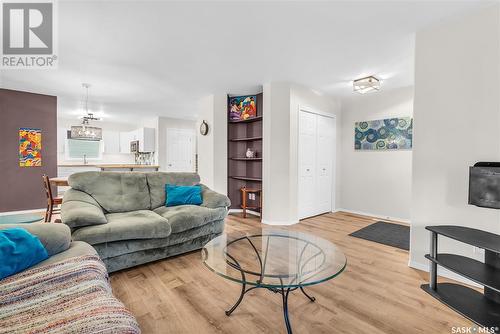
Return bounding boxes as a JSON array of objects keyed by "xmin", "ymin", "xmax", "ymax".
[
  {"xmin": 261, "ymin": 219, "xmax": 298, "ymax": 226},
  {"xmin": 334, "ymin": 208, "xmax": 410, "ymax": 224},
  {"xmin": 0, "ymin": 208, "xmax": 45, "ymax": 216},
  {"xmin": 228, "ymin": 209, "xmax": 261, "ymax": 217},
  {"xmin": 408, "ymin": 259, "xmax": 481, "ymax": 288}
]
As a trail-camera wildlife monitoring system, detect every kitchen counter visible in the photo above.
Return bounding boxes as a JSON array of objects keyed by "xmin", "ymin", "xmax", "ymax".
[{"xmin": 58, "ymin": 164, "xmax": 160, "ymax": 171}]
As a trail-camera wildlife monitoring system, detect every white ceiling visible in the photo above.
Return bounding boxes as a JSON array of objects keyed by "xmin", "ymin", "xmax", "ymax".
[{"xmin": 1, "ymin": 0, "xmax": 495, "ymax": 123}]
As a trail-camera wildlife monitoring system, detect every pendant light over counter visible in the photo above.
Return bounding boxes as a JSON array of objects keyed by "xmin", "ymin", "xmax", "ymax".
[{"xmin": 70, "ymin": 83, "xmax": 102, "ymax": 141}]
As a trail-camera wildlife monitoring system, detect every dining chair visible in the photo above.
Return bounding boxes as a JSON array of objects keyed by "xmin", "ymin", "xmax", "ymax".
[{"xmin": 42, "ymin": 174, "xmax": 63, "ymax": 222}]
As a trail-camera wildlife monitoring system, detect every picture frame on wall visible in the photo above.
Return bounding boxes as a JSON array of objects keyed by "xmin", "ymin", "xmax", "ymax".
[
  {"xmin": 354, "ymin": 117, "xmax": 413, "ymax": 150},
  {"xmin": 228, "ymin": 95, "xmax": 257, "ymax": 121},
  {"xmin": 19, "ymin": 128, "xmax": 42, "ymax": 167}
]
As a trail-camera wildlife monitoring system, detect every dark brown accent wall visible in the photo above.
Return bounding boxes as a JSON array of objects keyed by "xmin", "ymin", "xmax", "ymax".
[{"xmin": 0, "ymin": 89, "xmax": 57, "ymax": 212}]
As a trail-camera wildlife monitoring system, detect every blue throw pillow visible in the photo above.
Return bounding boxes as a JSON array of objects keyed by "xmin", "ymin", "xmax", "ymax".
[
  {"xmin": 0, "ymin": 228, "xmax": 48, "ymax": 280},
  {"xmin": 165, "ymin": 184, "xmax": 203, "ymax": 207}
]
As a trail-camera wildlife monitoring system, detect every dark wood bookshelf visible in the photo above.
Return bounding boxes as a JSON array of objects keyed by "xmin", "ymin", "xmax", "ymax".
[
  {"xmin": 229, "ymin": 176, "xmax": 262, "ymax": 182},
  {"xmin": 229, "ymin": 136, "xmax": 262, "ymax": 142},
  {"xmin": 227, "ymin": 93, "xmax": 263, "ymax": 216},
  {"xmin": 229, "ymin": 115, "xmax": 263, "ymax": 124},
  {"xmin": 230, "ymin": 157, "xmax": 262, "ymax": 161}
]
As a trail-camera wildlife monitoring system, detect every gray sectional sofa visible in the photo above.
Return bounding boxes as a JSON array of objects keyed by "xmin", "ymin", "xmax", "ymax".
[
  {"xmin": 0, "ymin": 223, "xmax": 139, "ymax": 333},
  {"xmin": 61, "ymin": 171, "xmax": 230, "ymax": 272}
]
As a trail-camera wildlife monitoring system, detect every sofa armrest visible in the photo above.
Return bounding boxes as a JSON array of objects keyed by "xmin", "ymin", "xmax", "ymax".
[
  {"xmin": 61, "ymin": 188, "xmax": 107, "ymax": 229},
  {"xmin": 200, "ymin": 185, "xmax": 231, "ymax": 208},
  {"xmin": 0, "ymin": 223, "xmax": 71, "ymax": 257}
]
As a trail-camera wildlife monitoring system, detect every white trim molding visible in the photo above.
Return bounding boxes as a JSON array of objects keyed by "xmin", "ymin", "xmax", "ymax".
[
  {"xmin": 261, "ymin": 219, "xmax": 298, "ymax": 226},
  {"xmin": 228, "ymin": 209, "xmax": 261, "ymax": 217},
  {"xmin": 0, "ymin": 208, "xmax": 45, "ymax": 216},
  {"xmin": 335, "ymin": 208, "xmax": 410, "ymax": 224}
]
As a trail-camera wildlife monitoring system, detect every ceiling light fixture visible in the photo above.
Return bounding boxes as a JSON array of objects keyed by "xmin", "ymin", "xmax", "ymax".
[
  {"xmin": 353, "ymin": 76, "xmax": 380, "ymax": 94},
  {"xmin": 70, "ymin": 83, "xmax": 102, "ymax": 141}
]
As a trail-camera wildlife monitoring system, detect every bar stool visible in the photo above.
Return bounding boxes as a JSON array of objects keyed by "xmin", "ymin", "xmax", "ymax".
[{"xmin": 42, "ymin": 174, "xmax": 63, "ymax": 222}]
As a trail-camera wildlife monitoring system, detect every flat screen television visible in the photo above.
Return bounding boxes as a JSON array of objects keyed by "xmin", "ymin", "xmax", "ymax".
[{"xmin": 469, "ymin": 162, "xmax": 500, "ymax": 209}]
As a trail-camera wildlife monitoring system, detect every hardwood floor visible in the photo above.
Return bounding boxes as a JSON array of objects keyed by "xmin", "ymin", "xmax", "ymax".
[{"xmin": 110, "ymin": 212, "xmax": 473, "ymax": 333}]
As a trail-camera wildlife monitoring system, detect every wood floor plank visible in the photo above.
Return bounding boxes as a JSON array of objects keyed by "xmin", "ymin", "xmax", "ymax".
[{"xmin": 110, "ymin": 211, "xmax": 474, "ymax": 333}]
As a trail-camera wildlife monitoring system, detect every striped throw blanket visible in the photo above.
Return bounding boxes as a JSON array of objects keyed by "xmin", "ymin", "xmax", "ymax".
[{"xmin": 0, "ymin": 255, "xmax": 140, "ymax": 334}]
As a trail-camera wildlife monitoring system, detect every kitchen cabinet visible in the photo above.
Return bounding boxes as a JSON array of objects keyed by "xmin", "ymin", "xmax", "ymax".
[
  {"xmin": 119, "ymin": 127, "xmax": 155, "ymax": 153},
  {"xmin": 138, "ymin": 127, "xmax": 155, "ymax": 152},
  {"xmin": 102, "ymin": 130, "xmax": 120, "ymax": 154},
  {"xmin": 119, "ymin": 131, "xmax": 132, "ymax": 153}
]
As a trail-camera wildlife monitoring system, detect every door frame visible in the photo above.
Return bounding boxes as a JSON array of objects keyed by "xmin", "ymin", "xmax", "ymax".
[
  {"xmin": 165, "ymin": 128, "xmax": 196, "ymax": 172},
  {"xmin": 297, "ymin": 105, "xmax": 337, "ymax": 219}
]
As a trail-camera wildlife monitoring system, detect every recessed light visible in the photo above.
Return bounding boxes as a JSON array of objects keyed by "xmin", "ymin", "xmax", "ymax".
[{"xmin": 353, "ymin": 76, "xmax": 380, "ymax": 94}]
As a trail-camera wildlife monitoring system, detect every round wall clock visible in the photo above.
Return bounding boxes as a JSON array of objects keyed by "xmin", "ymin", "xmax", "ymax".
[{"xmin": 200, "ymin": 120, "xmax": 209, "ymax": 136}]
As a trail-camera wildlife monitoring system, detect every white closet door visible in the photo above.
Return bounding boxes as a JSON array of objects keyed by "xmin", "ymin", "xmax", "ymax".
[
  {"xmin": 316, "ymin": 115, "xmax": 335, "ymax": 214},
  {"xmin": 298, "ymin": 111, "xmax": 335, "ymax": 219},
  {"xmin": 298, "ymin": 112, "xmax": 317, "ymax": 219}
]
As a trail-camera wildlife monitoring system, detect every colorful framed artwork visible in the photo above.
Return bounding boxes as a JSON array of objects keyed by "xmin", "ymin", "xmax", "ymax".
[
  {"xmin": 19, "ymin": 128, "xmax": 42, "ymax": 167},
  {"xmin": 355, "ymin": 117, "xmax": 413, "ymax": 150},
  {"xmin": 229, "ymin": 95, "xmax": 257, "ymax": 121}
]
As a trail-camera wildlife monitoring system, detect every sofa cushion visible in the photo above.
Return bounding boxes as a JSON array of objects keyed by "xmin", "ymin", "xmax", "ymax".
[
  {"xmin": 92, "ymin": 219, "xmax": 225, "ymax": 260},
  {"xmin": 0, "ymin": 223, "xmax": 71, "ymax": 257},
  {"xmin": 72, "ymin": 210, "xmax": 171, "ymax": 245},
  {"xmin": 146, "ymin": 172, "xmax": 200, "ymax": 209},
  {"xmin": 0, "ymin": 228, "xmax": 49, "ymax": 279},
  {"xmin": 154, "ymin": 205, "xmax": 227, "ymax": 234},
  {"xmin": 32, "ymin": 241, "xmax": 97, "ymax": 269},
  {"xmin": 68, "ymin": 171, "xmax": 151, "ymax": 213},
  {"xmin": 62, "ymin": 189, "xmax": 107, "ymax": 228}
]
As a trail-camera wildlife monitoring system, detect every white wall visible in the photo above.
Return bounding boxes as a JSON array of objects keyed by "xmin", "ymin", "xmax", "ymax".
[
  {"xmin": 197, "ymin": 96, "xmax": 215, "ymax": 188},
  {"xmin": 340, "ymin": 86, "xmax": 413, "ymax": 221},
  {"xmin": 157, "ymin": 116, "xmax": 196, "ymax": 172},
  {"xmin": 197, "ymin": 93, "xmax": 227, "ymax": 194},
  {"xmin": 410, "ymin": 5, "xmax": 500, "ymax": 276},
  {"xmin": 262, "ymin": 82, "xmax": 294, "ymax": 224},
  {"xmin": 262, "ymin": 82, "xmax": 341, "ymax": 225}
]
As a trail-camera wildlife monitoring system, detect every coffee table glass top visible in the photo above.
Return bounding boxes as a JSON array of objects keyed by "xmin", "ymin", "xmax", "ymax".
[
  {"xmin": 0, "ymin": 213, "xmax": 44, "ymax": 224},
  {"xmin": 202, "ymin": 229, "xmax": 346, "ymax": 288}
]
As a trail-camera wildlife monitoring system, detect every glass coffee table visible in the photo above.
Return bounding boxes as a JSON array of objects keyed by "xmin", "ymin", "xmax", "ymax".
[{"xmin": 202, "ymin": 230, "xmax": 347, "ymax": 334}]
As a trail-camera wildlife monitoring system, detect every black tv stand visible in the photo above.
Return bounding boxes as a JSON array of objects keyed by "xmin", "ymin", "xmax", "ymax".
[{"xmin": 421, "ymin": 225, "xmax": 500, "ymax": 328}]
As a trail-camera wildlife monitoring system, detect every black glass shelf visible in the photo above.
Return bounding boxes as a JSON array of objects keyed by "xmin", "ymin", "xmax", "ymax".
[
  {"xmin": 426, "ymin": 226, "xmax": 500, "ymax": 253},
  {"xmin": 425, "ymin": 254, "xmax": 500, "ymax": 293},
  {"xmin": 422, "ymin": 283, "xmax": 500, "ymax": 327}
]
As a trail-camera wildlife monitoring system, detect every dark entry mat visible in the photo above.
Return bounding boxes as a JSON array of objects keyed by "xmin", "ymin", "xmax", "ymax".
[{"xmin": 349, "ymin": 221, "xmax": 409, "ymax": 250}]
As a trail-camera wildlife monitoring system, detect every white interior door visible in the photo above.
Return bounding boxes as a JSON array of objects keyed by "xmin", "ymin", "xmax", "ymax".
[
  {"xmin": 298, "ymin": 110, "xmax": 335, "ymax": 219},
  {"xmin": 316, "ymin": 116, "xmax": 335, "ymax": 214},
  {"xmin": 299, "ymin": 112, "xmax": 317, "ymax": 219},
  {"xmin": 166, "ymin": 128, "xmax": 195, "ymax": 172}
]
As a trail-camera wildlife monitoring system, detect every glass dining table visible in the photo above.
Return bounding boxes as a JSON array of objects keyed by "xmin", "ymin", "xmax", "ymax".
[{"xmin": 202, "ymin": 229, "xmax": 347, "ymax": 334}]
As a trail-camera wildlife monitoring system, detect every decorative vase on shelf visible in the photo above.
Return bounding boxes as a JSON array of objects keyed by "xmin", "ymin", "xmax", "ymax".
[{"xmin": 246, "ymin": 148, "xmax": 255, "ymax": 158}]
